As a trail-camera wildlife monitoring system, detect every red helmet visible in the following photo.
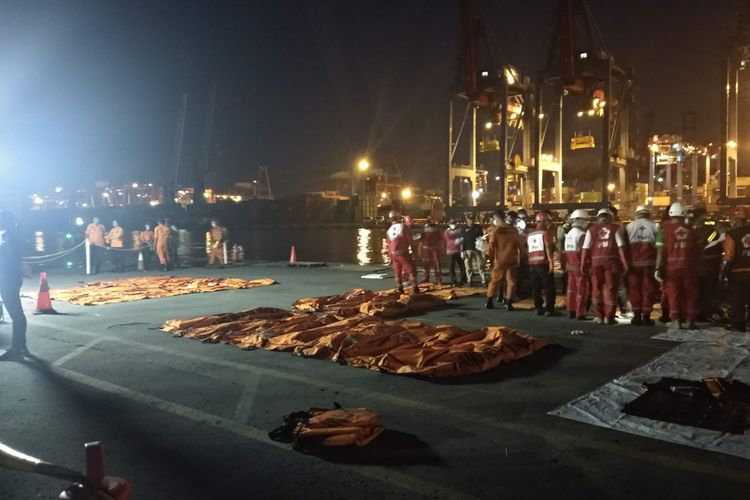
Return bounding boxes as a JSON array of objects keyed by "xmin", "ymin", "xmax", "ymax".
[
  {"xmin": 535, "ymin": 211, "xmax": 551, "ymax": 222},
  {"xmin": 732, "ymin": 206, "xmax": 749, "ymax": 220}
]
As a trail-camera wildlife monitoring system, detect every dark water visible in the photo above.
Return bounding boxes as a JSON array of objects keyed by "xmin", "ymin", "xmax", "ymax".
[
  {"xmin": 236, "ymin": 226, "xmax": 389, "ymax": 265},
  {"xmin": 30, "ymin": 226, "xmax": 390, "ymax": 267}
]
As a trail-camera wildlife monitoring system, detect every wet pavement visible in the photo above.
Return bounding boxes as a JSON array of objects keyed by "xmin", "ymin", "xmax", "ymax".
[{"xmin": 1, "ymin": 262, "xmax": 749, "ymax": 499}]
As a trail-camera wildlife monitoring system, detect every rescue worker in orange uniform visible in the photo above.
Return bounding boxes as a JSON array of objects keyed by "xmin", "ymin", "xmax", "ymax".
[
  {"xmin": 106, "ymin": 220, "xmax": 125, "ymax": 272},
  {"xmin": 581, "ymin": 208, "xmax": 629, "ymax": 325},
  {"xmin": 154, "ymin": 218, "xmax": 171, "ymax": 272},
  {"xmin": 139, "ymin": 223, "xmax": 154, "ymax": 270},
  {"xmin": 208, "ymin": 220, "xmax": 226, "ymax": 267},
  {"xmin": 527, "ymin": 211, "xmax": 558, "ymax": 316},
  {"xmin": 722, "ymin": 206, "xmax": 750, "ymax": 332},
  {"xmin": 655, "ymin": 202, "xmax": 700, "ymax": 330},
  {"xmin": 419, "ymin": 217, "xmax": 442, "ymax": 284},
  {"xmin": 564, "ymin": 209, "xmax": 590, "ymax": 320},
  {"xmin": 625, "ymin": 206, "xmax": 658, "ymax": 325},
  {"xmin": 386, "ymin": 210, "xmax": 419, "ymax": 294},
  {"xmin": 85, "ymin": 217, "xmax": 106, "ymax": 274},
  {"xmin": 486, "ymin": 209, "xmax": 521, "ymax": 311}
]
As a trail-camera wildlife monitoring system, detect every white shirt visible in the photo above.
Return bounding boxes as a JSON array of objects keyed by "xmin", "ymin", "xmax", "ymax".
[
  {"xmin": 626, "ymin": 218, "xmax": 657, "ymax": 245},
  {"xmin": 564, "ymin": 226, "xmax": 587, "ymax": 253}
]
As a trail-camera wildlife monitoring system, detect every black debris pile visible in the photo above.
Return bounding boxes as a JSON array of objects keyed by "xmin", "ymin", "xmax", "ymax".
[{"xmin": 623, "ymin": 377, "xmax": 750, "ymax": 434}]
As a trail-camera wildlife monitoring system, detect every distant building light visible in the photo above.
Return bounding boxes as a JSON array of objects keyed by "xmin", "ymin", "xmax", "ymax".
[
  {"xmin": 102, "ymin": 192, "xmax": 110, "ymax": 198},
  {"xmin": 75, "ymin": 217, "xmax": 85, "ymax": 226},
  {"xmin": 587, "ymin": 109, "xmax": 595, "ymax": 116},
  {"xmin": 579, "ymin": 52, "xmax": 588, "ymax": 60},
  {"xmin": 401, "ymin": 187, "xmax": 412, "ymax": 200},
  {"xmin": 495, "ymin": 176, "xmax": 500, "ymax": 181},
  {"xmin": 577, "ymin": 111, "xmax": 584, "ymax": 117},
  {"xmin": 538, "ymin": 113, "xmax": 545, "ymax": 119},
  {"xmin": 480, "ymin": 70, "xmax": 489, "ymax": 78},
  {"xmin": 510, "ymin": 112, "xmax": 518, "ymax": 120},
  {"xmin": 727, "ymin": 140, "xmax": 738, "ymax": 149},
  {"xmin": 607, "ymin": 183, "xmax": 616, "ymax": 192},
  {"xmin": 484, "ymin": 122, "xmax": 493, "ymax": 130},
  {"xmin": 149, "ymin": 200, "xmax": 160, "ymax": 206},
  {"xmin": 657, "ymin": 177, "xmax": 664, "ymax": 182},
  {"xmin": 132, "ymin": 182, "xmax": 139, "ymax": 188},
  {"xmin": 380, "ymin": 192, "xmax": 388, "ymax": 199},
  {"xmin": 32, "ymin": 196, "xmax": 44, "ymax": 205},
  {"xmin": 471, "ymin": 190, "xmax": 480, "ymax": 200},
  {"xmin": 54, "ymin": 186, "xmax": 63, "ymax": 193}
]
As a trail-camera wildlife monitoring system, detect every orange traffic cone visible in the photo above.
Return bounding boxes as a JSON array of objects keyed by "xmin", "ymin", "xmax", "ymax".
[
  {"xmin": 35, "ymin": 272, "xmax": 58, "ymax": 315},
  {"xmin": 289, "ymin": 245, "xmax": 297, "ymax": 266}
]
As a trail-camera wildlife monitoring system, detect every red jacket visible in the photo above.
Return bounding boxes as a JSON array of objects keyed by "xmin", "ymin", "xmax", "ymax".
[
  {"xmin": 420, "ymin": 226, "xmax": 442, "ymax": 254},
  {"xmin": 443, "ymin": 228, "xmax": 462, "ymax": 255},
  {"xmin": 583, "ymin": 221, "xmax": 624, "ymax": 266},
  {"xmin": 661, "ymin": 221, "xmax": 699, "ymax": 273},
  {"xmin": 527, "ymin": 226, "xmax": 554, "ymax": 265}
]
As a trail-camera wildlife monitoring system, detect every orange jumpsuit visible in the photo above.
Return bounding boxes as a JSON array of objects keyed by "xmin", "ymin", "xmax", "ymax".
[
  {"xmin": 208, "ymin": 226, "xmax": 225, "ymax": 265},
  {"xmin": 154, "ymin": 224, "xmax": 170, "ymax": 266}
]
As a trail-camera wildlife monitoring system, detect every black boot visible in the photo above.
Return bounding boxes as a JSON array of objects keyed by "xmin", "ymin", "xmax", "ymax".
[
  {"xmin": 631, "ymin": 313, "xmax": 642, "ymax": 325},
  {"xmin": 506, "ymin": 302, "xmax": 515, "ymax": 311},
  {"xmin": 485, "ymin": 298, "xmax": 494, "ymax": 309}
]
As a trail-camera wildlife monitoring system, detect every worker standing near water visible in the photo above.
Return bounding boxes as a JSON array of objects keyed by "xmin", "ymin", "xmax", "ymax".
[
  {"xmin": 0, "ymin": 210, "xmax": 28, "ymax": 359},
  {"xmin": 85, "ymin": 216, "xmax": 106, "ymax": 274},
  {"xmin": 154, "ymin": 218, "xmax": 171, "ymax": 271},
  {"xmin": 208, "ymin": 219, "xmax": 226, "ymax": 267},
  {"xmin": 106, "ymin": 220, "xmax": 125, "ymax": 272},
  {"xmin": 139, "ymin": 223, "xmax": 154, "ymax": 269},
  {"xmin": 386, "ymin": 210, "xmax": 419, "ymax": 294}
]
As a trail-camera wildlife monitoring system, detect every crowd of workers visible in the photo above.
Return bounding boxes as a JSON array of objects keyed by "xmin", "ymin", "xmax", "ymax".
[
  {"xmin": 84, "ymin": 217, "xmax": 228, "ymax": 273},
  {"xmin": 385, "ymin": 203, "xmax": 750, "ymax": 332}
]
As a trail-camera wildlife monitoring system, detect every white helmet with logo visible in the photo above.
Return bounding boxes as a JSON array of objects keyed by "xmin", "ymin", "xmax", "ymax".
[
  {"xmin": 570, "ymin": 209, "xmax": 589, "ymax": 220},
  {"xmin": 596, "ymin": 208, "xmax": 612, "ymax": 218},
  {"xmin": 668, "ymin": 202, "xmax": 686, "ymax": 217},
  {"xmin": 635, "ymin": 205, "xmax": 650, "ymax": 216}
]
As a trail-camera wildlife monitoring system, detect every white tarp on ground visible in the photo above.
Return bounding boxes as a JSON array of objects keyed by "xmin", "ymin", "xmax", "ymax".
[
  {"xmin": 652, "ymin": 327, "xmax": 750, "ymax": 346},
  {"xmin": 550, "ymin": 331, "xmax": 750, "ymax": 460}
]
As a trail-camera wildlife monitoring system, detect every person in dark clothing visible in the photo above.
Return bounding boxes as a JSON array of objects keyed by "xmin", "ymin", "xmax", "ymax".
[
  {"xmin": 692, "ymin": 207, "xmax": 725, "ymax": 320},
  {"xmin": 461, "ymin": 214, "xmax": 486, "ymax": 286},
  {"xmin": 0, "ymin": 210, "xmax": 28, "ymax": 359},
  {"xmin": 722, "ymin": 206, "xmax": 750, "ymax": 332}
]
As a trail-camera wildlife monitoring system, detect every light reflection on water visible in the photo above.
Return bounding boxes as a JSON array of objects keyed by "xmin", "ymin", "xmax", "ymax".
[
  {"xmin": 356, "ymin": 228, "xmax": 371, "ymax": 265},
  {"xmin": 34, "ymin": 231, "xmax": 45, "ymax": 252}
]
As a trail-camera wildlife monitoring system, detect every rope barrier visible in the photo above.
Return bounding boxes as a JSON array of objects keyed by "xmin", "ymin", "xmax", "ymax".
[{"xmin": 22, "ymin": 240, "xmax": 86, "ymax": 262}]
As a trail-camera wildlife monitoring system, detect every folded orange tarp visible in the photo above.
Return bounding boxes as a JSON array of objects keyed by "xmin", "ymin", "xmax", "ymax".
[
  {"xmin": 52, "ymin": 276, "xmax": 276, "ymax": 305},
  {"xmin": 162, "ymin": 307, "xmax": 546, "ymax": 378},
  {"xmin": 292, "ymin": 284, "xmax": 486, "ymax": 319},
  {"xmin": 270, "ymin": 407, "xmax": 384, "ymax": 448}
]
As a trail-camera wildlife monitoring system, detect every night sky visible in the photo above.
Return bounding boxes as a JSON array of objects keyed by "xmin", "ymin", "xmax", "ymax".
[{"xmin": 0, "ymin": 0, "xmax": 739, "ymax": 196}]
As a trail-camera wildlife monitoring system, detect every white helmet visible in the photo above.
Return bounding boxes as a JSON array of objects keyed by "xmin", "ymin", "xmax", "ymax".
[
  {"xmin": 570, "ymin": 209, "xmax": 589, "ymax": 220},
  {"xmin": 668, "ymin": 202, "xmax": 686, "ymax": 217},
  {"xmin": 596, "ymin": 208, "xmax": 612, "ymax": 218},
  {"xmin": 635, "ymin": 205, "xmax": 650, "ymax": 216}
]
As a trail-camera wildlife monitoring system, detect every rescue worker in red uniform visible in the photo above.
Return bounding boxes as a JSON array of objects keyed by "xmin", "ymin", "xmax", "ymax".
[
  {"xmin": 722, "ymin": 206, "xmax": 750, "ymax": 332},
  {"xmin": 386, "ymin": 210, "xmax": 419, "ymax": 294},
  {"xmin": 527, "ymin": 211, "xmax": 559, "ymax": 316},
  {"xmin": 443, "ymin": 219, "xmax": 465, "ymax": 286},
  {"xmin": 581, "ymin": 208, "xmax": 628, "ymax": 325},
  {"xmin": 564, "ymin": 209, "xmax": 590, "ymax": 320},
  {"xmin": 419, "ymin": 217, "xmax": 442, "ymax": 284},
  {"xmin": 655, "ymin": 202, "xmax": 700, "ymax": 330},
  {"xmin": 626, "ymin": 206, "xmax": 658, "ymax": 325}
]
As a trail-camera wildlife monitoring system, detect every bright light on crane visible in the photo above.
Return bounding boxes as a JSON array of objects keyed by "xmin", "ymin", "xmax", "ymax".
[{"xmin": 484, "ymin": 122, "xmax": 493, "ymax": 130}]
